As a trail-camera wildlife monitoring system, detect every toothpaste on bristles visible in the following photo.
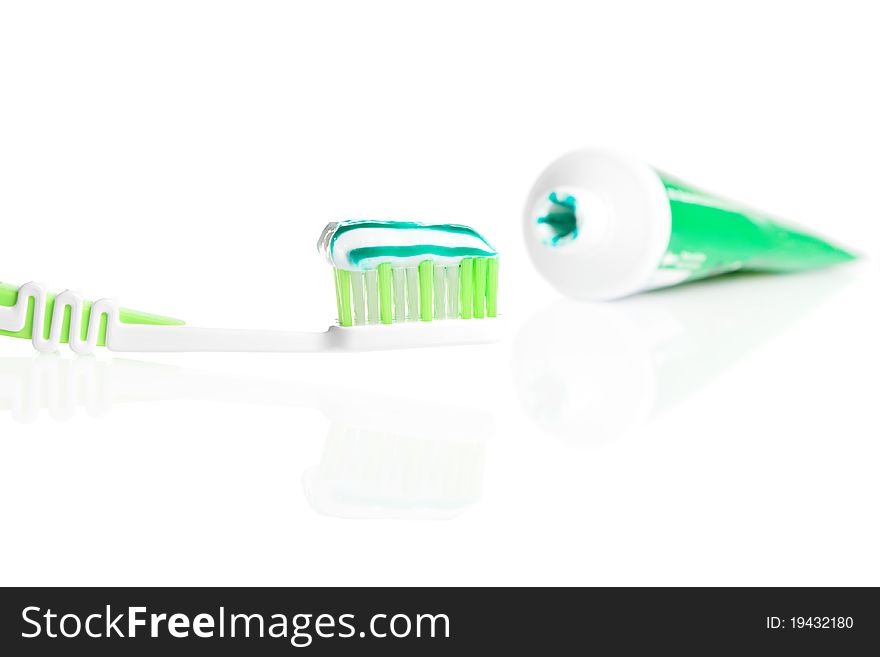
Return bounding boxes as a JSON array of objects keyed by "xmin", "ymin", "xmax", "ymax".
[{"xmin": 318, "ymin": 220, "xmax": 499, "ymax": 326}]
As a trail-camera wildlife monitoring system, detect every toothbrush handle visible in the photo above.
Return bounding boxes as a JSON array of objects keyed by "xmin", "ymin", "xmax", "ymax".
[
  {"xmin": 109, "ymin": 325, "xmax": 331, "ymax": 353},
  {"xmin": 108, "ymin": 320, "xmax": 500, "ymax": 353}
]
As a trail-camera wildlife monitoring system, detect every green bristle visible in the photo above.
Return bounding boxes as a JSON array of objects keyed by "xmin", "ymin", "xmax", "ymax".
[
  {"xmin": 473, "ymin": 257, "xmax": 487, "ymax": 319},
  {"xmin": 350, "ymin": 271, "xmax": 366, "ymax": 325},
  {"xmin": 418, "ymin": 260, "xmax": 433, "ymax": 322},
  {"xmin": 459, "ymin": 258, "xmax": 474, "ymax": 319},
  {"xmin": 365, "ymin": 269, "xmax": 379, "ymax": 324},
  {"xmin": 405, "ymin": 267, "xmax": 419, "ymax": 321},
  {"xmin": 392, "ymin": 267, "xmax": 406, "ymax": 322},
  {"xmin": 333, "ymin": 269, "xmax": 344, "ymax": 322},
  {"xmin": 377, "ymin": 262, "xmax": 393, "ymax": 325},
  {"xmin": 486, "ymin": 257, "xmax": 498, "ymax": 317},
  {"xmin": 335, "ymin": 269, "xmax": 353, "ymax": 327},
  {"xmin": 433, "ymin": 263, "xmax": 447, "ymax": 320},
  {"xmin": 333, "ymin": 257, "xmax": 498, "ymax": 326}
]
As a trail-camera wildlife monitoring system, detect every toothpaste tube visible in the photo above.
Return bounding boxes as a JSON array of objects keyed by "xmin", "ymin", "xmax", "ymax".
[{"xmin": 524, "ymin": 149, "xmax": 856, "ymax": 300}]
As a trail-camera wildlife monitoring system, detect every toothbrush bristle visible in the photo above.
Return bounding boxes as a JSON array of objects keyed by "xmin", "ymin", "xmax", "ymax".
[{"xmin": 333, "ymin": 257, "xmax": 498, "ymax": 327}]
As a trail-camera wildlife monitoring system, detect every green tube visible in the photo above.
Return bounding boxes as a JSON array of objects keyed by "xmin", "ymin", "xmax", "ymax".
[
  {"xmin": 657, "ymin": 175, "xmax": 856, "ymax": 282},
  {"xmin": 525, "ymin": 150, "xmax": 857, "ymax": 300}
]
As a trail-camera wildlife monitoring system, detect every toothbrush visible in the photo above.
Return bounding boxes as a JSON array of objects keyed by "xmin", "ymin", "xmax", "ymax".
[{"xmin": 0, "ymin": 220, "xmax": 499, "ymax": 355}]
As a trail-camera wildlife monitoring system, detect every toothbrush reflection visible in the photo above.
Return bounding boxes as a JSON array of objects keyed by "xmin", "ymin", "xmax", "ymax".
[
  {"xmin": 303, "ymin": 404, "xmax": 487, "ymax": 520},
  {"xmin": 303, "ymin": 387, "xmax": 488, "ymax": 519},
  {"xmin": 513, "ymin": 267, "xmax": 856, "ymax": 443},
  {"xmin": 0, "ymin": 355, "xmax": 489, "ymax": 519}
]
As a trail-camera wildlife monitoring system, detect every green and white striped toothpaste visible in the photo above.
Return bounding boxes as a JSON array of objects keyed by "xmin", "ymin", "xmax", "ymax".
[
  {"xmin": 524, "ymin": 150, "xmax": 856, "ymax": 300},
  {"xmin": 318, "ymin": 220, "xmax": 499, "ymax": 326}
]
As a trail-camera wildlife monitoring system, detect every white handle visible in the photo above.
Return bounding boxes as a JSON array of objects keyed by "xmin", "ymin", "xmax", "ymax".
[
  {"xmin": 108, "ymin": 320, "xmax": 500, "ymax": 352},
  {"xmin": 108, "ymin": 324, "xmax": 330, "ymax": 353},
  {"xmin": 0, "ymin": 282, "xmax": 116, "ymax": 355}
]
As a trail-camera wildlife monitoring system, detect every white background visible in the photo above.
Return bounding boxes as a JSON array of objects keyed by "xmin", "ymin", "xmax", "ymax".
[{"xmin": 1, "ymin": 1, "xmax": 877, "ymax": 586}]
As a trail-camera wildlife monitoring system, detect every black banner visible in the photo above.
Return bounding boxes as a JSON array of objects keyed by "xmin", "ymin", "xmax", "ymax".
[{"xmin": 1, "ymin": 587, "xmax": 876, "ymax": 654}]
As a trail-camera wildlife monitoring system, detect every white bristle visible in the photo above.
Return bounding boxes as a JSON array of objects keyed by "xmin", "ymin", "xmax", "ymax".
[
  {"xmin": 405, "ymin": 267, "xmax": 419, "ymax": 322},
  {"xmin": 392, "ymin": 267, "xmax": 406, "ymax": 323},
  {"xmin": 365, "ymin": 269, "xmax": 379, "ymax": 325},
  {"xmin": 446, "ymin": 264, "xmax": 459, "ymax": 319},
  {"xmin": 433, "ymin": 264, "xmax": 447, "ymax": 320},
  {"xmin": 350, "ymin": 271, "xmax": 366, "ymax": 325}
]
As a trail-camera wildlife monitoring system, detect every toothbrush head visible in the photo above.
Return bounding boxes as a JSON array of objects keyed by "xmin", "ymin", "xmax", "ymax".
[{"xmin": 318, "ymin": 220, "xmax": 499, "ymax": 326}]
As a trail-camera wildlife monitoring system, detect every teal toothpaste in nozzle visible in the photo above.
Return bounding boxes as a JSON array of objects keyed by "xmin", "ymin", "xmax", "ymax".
[{"xmin": 523, "ymin": 149, "xmax": 857, "ymax": 300}]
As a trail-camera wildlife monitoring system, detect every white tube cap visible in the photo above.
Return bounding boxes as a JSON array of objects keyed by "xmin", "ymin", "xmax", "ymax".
[{"xmin": 523, "ymin": 149, "xmax": 672, "ymax": 301}]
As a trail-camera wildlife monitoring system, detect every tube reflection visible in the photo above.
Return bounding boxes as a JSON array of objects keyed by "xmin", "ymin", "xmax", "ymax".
[{"xmin": 513, "ymin": 267, "xmax": 856, "ymax": 443}]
